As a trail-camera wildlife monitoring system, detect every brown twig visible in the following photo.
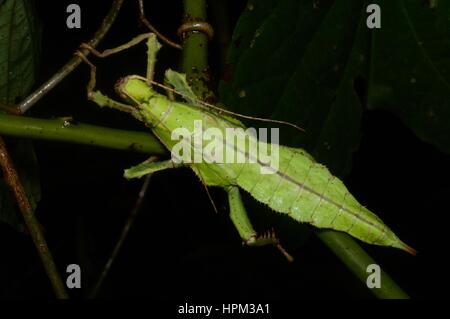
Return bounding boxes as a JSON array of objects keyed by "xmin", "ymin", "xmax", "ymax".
[
  {"xmin": 89, "ymin": 164, "xmax": 154, "ymax": 298},
  {"xmin": 0, "ymin": 137, "xmax": 68, "ymax": 299},
  {"xmin": 137, "ymin": 0, "xmax": 182, "ymax": 50},
  {"xmin": 17, "ymin": 0, "xmax": 125, "ymax": 114}
]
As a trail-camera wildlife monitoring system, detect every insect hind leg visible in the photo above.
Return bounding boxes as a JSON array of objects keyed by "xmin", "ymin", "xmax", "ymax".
[{"xmin": 226, "ymin": 186, "xmax": 293, "ymax": 262}]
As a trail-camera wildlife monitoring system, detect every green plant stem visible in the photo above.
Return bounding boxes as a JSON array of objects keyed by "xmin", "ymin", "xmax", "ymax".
[
  {"xmin": 0, "ymin": 114, "xmax": 410, "ymax": 298},
  {"xmin": 0, "ymin": 137, "xmax": 68, "ymax": 299},
  {"xmin": 17, "ymin": 0, "xmax": 125, "ymax": 114},
  {"xmin": 0, "ymin": 112, "xmax": 165, "ymax": 154},
  {"xmin": 317, "ymin": 230, "xmax": 409, "ymax": 298},
  {"xmin": 0, "ymin": 115, "xmax": 410, "ymax": 298},
  {"xmin": 180, "ymin": 0, "xmax": 215, "ymax": 102}
]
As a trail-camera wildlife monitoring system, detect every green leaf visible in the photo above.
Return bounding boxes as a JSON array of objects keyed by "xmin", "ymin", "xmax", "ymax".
[
  {"xmin": 368, "ymin": 0, "xmax": 450, "ymax": 154},
  {"xmin": 0, "ymin": 0, "xmax": 41, "ymax": 105},
  {"xmin": 219, "ymin": 0, "xmax": 369, "ymax": 177},
  {"xmin": 220, "ymin": 0, "xmax": 450, "ymax": 168},
  {"xmin": 0, "ymin": 0, "xmax": 41, "ymax": 231}
]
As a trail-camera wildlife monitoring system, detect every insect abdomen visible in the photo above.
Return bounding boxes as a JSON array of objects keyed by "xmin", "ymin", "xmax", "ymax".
[{"xmin": 235, "ymin": 144, "xmax": 416, "ymax": 255}]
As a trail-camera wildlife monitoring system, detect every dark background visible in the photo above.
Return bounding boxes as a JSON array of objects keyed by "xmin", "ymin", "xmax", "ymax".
[{"xmin": 0, "ymin": 0, "xmax": 449, "ymax": 299}]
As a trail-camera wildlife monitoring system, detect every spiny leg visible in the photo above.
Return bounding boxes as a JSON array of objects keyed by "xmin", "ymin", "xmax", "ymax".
[
  {"xmin": 226, "ymin": 186, "xmax": 293, "ymax": 262},
  {"xmin": 124, "ymin": 158, "xmax": 183, "ymax": 179},
  {"xmin": 75, "ymin": 33, "xmax": 162, "ymax": 117},
  {"xmin": 78, "ymin": 33, "xmax": 161, "ymax": 83},
  {"xmin": 145, "ymin": 34, "xmax": 162, "ymax": 83},
  {"xmin": 79, "ymin": 33, "xmax": 153, "ymax": 59},
  {"xmin": 75, "ymin": 51, "xmax": 143, "ymax": 120}
]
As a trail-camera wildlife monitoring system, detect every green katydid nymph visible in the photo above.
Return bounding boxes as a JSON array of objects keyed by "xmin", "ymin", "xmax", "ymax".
[{"xmin": 76, "ymin": 33, "xmax": 416, "ymax": 259}]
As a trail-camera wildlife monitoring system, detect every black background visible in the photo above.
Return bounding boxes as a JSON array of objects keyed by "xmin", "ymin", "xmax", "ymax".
[{"xmin": 0, "ymin": 0, "xmax": 449, "ymax": 300}]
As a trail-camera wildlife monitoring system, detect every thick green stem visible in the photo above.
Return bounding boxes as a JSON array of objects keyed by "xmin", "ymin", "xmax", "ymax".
[
  {"xmin": 0, "ymin": 112, "xmax": 165, "ymax": 154},
  {"xmin": 180, "ymin": 0, "xmax": 215, "ymax": 102},
  {"xmin": 317, "ymin": 230, "xmax": 409, "ymax": 299},
  {"xmin": 0, "ymin": 114, "xmax": 410, "ymax": 298}
]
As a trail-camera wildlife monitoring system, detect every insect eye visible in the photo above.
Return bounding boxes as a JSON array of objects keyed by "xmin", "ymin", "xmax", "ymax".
[{"xmin": 114, "ymin": 77, "xmax": 125, "ymax": 92}]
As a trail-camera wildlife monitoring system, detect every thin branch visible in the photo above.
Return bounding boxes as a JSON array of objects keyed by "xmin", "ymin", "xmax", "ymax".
[
  {"xmin": 0, "ymin": 112, "xmax": 166, "ymax": 155},
  {"xmin": 137, "ymin": 0, "xmax": 182, "ymax": 50},
  {"xmin": 17, "ymin": 0, "xmax": 125, "ymax": 114},
  {"xmin": 0, "ymin": 137, "xmax": 68, "ymax": 299},
  {"xmin": 89, "ymin": 171, "xmax": 154, "ymax": 298}
]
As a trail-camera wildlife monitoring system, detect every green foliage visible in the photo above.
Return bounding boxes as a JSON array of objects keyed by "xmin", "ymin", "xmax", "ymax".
[
  {"xmin": 368, "ymin": 0, "xmax": 450, "ymax": 154},
  {"xmin": 0, "ymin": 0, "xmax": 41, "ymax": 231},
  {"xmin": 219, "ymin": 0, "xmax": 367, "ymax": 176},
  {"xmin": 0, "ymin": 0, "xmax": 41, "ymax": 105},
  {"xmin": 219, "ymin": 0, "xmax": 450, "ymax": 177}
]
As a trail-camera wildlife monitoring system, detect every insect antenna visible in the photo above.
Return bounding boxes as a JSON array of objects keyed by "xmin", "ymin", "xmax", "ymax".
[
  {"xmin": 195, "ymin": 168, "xmax": 219, "ymax": 214},
  {"xmin": 135, "ymin": 76, "xmax": 306, "ymax": 134}
]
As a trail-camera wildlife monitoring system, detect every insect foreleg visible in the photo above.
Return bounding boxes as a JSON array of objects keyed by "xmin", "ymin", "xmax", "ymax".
[
  {"xmin": 144, "ymin": 33, "xmax": 162, "ymax": 82},
  {"xmin": 75, "ymin": 51, "xmax": 143, "ymax": 120},
  {"xmin": 78, "ymin": 33, "xmax": 160, "ymax": 83},
  {"xmin": 124, "ymin": 159, "xmax": 183, "ymax": 179},
  {"xmin": 79, "ymin": 33, "xmax": 153, "ymax": 59}
]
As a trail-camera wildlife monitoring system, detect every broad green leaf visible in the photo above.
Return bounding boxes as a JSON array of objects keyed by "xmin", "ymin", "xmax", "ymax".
[
  {"xmin": 220, "ymin": 0, "xmax": 450, "ymax": 171},
  {"xmin": 0, "ymin": 0, "xmax": 41, "ymax": 231},
  {"xmin": 0, "ymin": 0, "xmax": 40, "ymax": 105},
  {"xmin": 368, "ymin": 0, "xmax": 450, "ymax": 154},
  {"xmin": 219, "ymin": 0, "xmax": 369, "ymax": 176}
]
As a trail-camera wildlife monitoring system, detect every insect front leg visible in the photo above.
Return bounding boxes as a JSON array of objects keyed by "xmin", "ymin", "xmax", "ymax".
[
  {"xmin": 75, "ymin": 51, "xmax": 143, "ymax": 120},
  {"xmin": 78, "ymin": 33, "xmax": 154, "ymax": 59},
  {"xmin": 226, "ymin": 186, "xmax": 293, "ymax": 261},
  {"xmin": 78, "ymin": 33, "xmax": 161, "ymax": 84},
  {"xmin": 124, "ymin": 158, "xmax": 184, "ymax": 179}
]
